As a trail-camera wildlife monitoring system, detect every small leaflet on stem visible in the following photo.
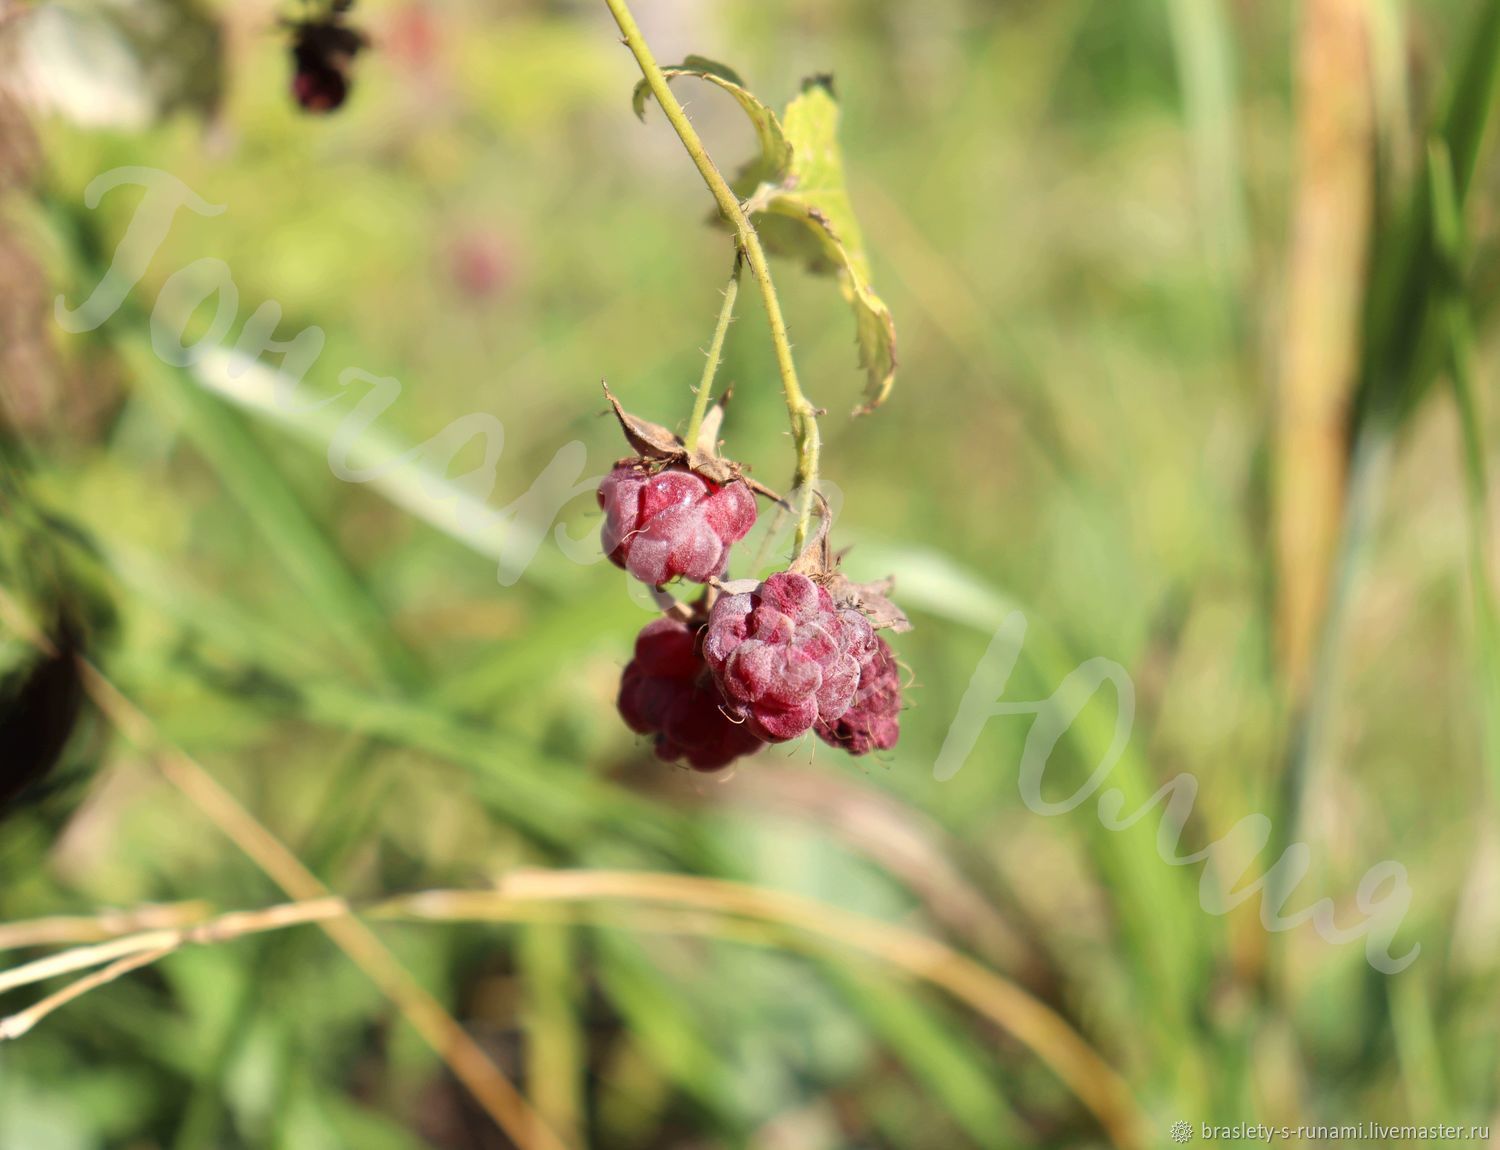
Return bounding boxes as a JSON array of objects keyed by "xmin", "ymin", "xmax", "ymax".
[{"xmin": 630, "ymin": 63, "xmax": 898, "ymax": 414}]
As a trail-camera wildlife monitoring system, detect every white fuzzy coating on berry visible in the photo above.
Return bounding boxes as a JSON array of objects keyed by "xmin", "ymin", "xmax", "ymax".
[
  {"xmin": 702, "ymin": 571, "xmax": 875, "ymax": 743},
  {"xmin": 817, "ymin": 633, "xmax": 901, "ymax": 755},
  {"xmin": 598, "ymin": 465, "xmax": 757, "ymax": 586}
]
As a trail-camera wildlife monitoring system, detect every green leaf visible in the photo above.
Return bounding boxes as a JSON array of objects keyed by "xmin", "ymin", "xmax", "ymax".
[
  {"xmin": 631, "ymin": 65, "xmax": 897, "ymax": 413},
  {"xmin": 632, "ymin": 55, "xmax": 791, "ymax": 188},
  {"xmin": 745, "ymin": 79, "xmax": 898, "ymax": 413}
]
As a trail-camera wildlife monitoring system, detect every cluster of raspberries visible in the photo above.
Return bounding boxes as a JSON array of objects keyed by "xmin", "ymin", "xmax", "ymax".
[{"xmin": 600, "ymin": 458, "xmax": 903, "ymax": 773}]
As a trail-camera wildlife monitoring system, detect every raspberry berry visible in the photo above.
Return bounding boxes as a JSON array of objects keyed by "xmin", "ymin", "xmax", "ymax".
[
  {"xmin": 292, "ymin": 58, "xmax": 349, "ymax": 114},
  {"xmin": 701, "ymin": 572, "xmax": 876, "ymax": 742},
  {"xmin": 817, "ymin": 634, "xmax": 901, "ymax": 754},
  {"xmin": 286, "ymin": 2, "xmax": 366, "ymax": 116},
  {"xmin": 617, "ymin": 617, "xmax": 763, "ymax": 771},
  {"xmin": 598, "ymin": 389, "xmax": 907, "ymax": 768},
  {"xmin": 598, "ymin": 464, "xmax": 756, "ymax": 587}
]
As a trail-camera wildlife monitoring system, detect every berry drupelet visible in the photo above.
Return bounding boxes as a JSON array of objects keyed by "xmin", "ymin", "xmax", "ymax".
[
  {"xmin": 702, "ymin": 571, "xmax": 876, "ymax": 743},
  {"xmin": 598, "ymin": 464, "xmax": 756, "ymax": 587},
  {"xmin": 817, "ymin": 633, "xmax": 901, "ymax": 754},
  {"xmin": 617, "ymin": 617, "xmax": 764, "ymax": 771}
]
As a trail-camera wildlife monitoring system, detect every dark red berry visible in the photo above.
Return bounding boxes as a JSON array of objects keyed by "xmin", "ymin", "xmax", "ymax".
[
  {"xmin": 292, "ymin": 56, "xmax": 349, "ymax": 113},
  {"xmin": 288, "ymin": 8, "xmax": 366, "ymax": 115},
  {"xmin": 618, "ymin": 617, "xmax": 763, "ymax": 772},
  {"xmin": 598, "ymin": 464, "xmax": 756, "ymax": 587},
  {"xmin": 701, "ymin": 571, "xmax": 875, "ymax": 743},
  {"xmin": 817, "ymin": 634, "xmax": 900, "ymax": 755}
]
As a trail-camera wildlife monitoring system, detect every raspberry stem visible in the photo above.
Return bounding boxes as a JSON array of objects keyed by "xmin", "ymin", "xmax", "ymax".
[
  {"xmin": 684, "ymin": 248, "xmax": 742, "ymax": 454},
  {"xmin": 603, "ymin": 0, "xmax": 822, "ymax": 549}
]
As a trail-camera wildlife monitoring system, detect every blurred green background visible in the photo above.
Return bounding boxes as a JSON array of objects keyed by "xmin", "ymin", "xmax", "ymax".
[{"xmin": 1, "ymin": 0, "xmax": 1499, "ymax": 1146}]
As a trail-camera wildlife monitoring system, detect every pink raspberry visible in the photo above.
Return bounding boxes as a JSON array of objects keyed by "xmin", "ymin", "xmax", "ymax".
[
  {"xmin": 598, "ymin": 465, "xmax": 756, "ymax": 587},
  {"xmin": 701, "ymin": 572, "xmax": 875, "ymax": 743},
  {"xmin": 817, "ymin": 635, "xmax": 901, "ymax": 755},
  {"xmin": 617, "ymin": 617, "xmax": 763, "ymax": 772}
]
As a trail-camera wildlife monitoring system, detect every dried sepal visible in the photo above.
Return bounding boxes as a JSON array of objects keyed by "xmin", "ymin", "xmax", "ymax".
[
  {"xmin": 822, "ymin": 572, "xmax": 911, "ymax": 633},
  {"xmin": 785, "ymin": 499, "xmax": 911, "ymax": 632},
  {"xmin": 601, "ymin": 382, "xmax": 780, "ymax": 500},
  {"xmin": 695, "ymin": 396, "xmax": 727, "ymax": 459},
  {"xmin": 707, "ymin": 576, "xmax": 761, "ymax": 597},
  {"xmin": 603, "ymin": 381, "xmax": 682, "ymax": 460}
]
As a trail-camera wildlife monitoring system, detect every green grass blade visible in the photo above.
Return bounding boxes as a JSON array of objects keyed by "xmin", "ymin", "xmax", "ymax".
[
  {"xmin": 113, "ymin": 331, "xmax": 419, "ymax": 687},
  {"xmin": 519, "ymin": 922, "xmax": 586, "ymax": 1150},
  {"xmin": 189, "ymin": 349, "xmax": 589, "ymax": 594},
  {"xmin": 594, "ymin": 933, "xmax": 751, "ymax": 1135},
  {"xmin": 1439, "ymin": 0, "xmax": 1500, "ymax": 200},
  {"xmin": 1166, "ymin": 0, "xmax": 1248, "ymax": 302},
  {"xmin": 822, "ymin": 964, "xmax": 1021, "ymax": 1150},
  {"xmin": 846, "ymin": 542, "xmax": 1214, "ymax": 1099},
  {"xmin": 1428, "ymin": 139, "xmax": 1500, "ymax": 794},
  {"xmin": 1389, "ymin": 969, "xmax": 1452, "ymax": 1117},
  {"xmin": 1362, "ymin": 0, "xmax": 1500, "ymax": 422}
]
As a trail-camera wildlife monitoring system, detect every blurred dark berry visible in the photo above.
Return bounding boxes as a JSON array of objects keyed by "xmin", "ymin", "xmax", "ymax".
[
  {"xmin": 0, "ymin": 619, "xmax": 86, "ymax": 817},
  {"xmin": 447, "ymin": 229, "xmax": 512, "ymax": 300},
  {"xmin": 287, "ymin": 5, "xmax": 366, "ymax": 115}
]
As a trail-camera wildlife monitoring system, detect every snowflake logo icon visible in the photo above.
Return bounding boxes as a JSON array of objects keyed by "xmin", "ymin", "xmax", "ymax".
[{"xmin": 1169, "ymin": 1121, "xmax": 1194, "ymax": 1144}]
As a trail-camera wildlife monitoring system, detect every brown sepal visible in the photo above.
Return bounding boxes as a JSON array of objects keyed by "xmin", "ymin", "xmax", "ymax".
[
  {"xmin": 601, "ymin": 382, "xmax": 781, "ymax": 501},
  {"xmin": 823, "ymin": 572, "xmax": 912, "ymax": 633},
  {"xmin": 786, "ymin": 500, "xmax": 911, "ymax": 632}
]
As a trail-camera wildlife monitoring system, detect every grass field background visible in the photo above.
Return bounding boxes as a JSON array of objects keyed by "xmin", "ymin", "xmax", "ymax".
[{"xmin": 1, "ymin": 0, "xmax": 1498, "ymax": 1147}]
